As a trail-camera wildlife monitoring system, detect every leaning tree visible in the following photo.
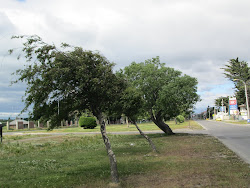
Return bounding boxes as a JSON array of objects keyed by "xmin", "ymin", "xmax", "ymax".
[
  {"xmin": 121, "ymin": 57, "xmax": 200, "ymax": 135},
  {"xmin": 10, "ymin": 35, "xmax": 126, "ymax": 183},
  {"xmin": 221, "ymin": 57, "xmax": 250, "ymax": 105}
]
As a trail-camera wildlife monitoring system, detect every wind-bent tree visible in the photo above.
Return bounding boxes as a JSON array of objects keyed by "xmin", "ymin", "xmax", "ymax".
[
  {"xmin": 121, "ymin": 57, "xmax": 200, "ymax": 135},
  {"xmin": 222, "ymin": 57, "xmax": 250, "ymax": 105},
  {"xmin": 120, "ymin": 87, "xmax": 158, "ymax": 152},
  {"xmin": 222, "ymin": 57, "xmax": 250, "ymax": 82},
  {"xmin": 10, "ymin": 35, "xmax": 125, "ymax": 183}
]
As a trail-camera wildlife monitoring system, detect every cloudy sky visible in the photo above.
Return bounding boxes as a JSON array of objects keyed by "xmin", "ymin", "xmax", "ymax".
[{"xmin": 0, "ymin": 0, "xmax": 249, "ymax": 119}]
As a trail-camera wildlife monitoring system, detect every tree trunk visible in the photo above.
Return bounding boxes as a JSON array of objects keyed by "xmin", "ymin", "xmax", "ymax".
[
  {"xmin": 126, "ymin": 116, "xmax": 129, "ymax": 128},
  {"xmin": 97, "ymin": 113, "xmax": 119, "ymax": 183},
  {"xmin": 132, "ymin": 121, "xmax": 158, "ymax": 152},
  {"xmin": 151, "ymin": 114, "xmax": 174, "ymax": 135}
]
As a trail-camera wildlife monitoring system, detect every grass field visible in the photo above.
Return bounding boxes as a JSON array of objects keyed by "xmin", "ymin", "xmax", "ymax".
[
  {"xmin": 3, "ymin": 120, "xmax": 203, "ymax": 133},
  {"xmin": 0, "ymin": 132, "xmax": 249, "ymax": 187}
]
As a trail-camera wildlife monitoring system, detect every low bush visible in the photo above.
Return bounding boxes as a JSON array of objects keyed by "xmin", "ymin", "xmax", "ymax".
[
  {"xmin": 79, "ymin": 116, "xmax": 97, "ymax": 129},
  {"xmin": 176, "ymin": 115, "xmax": 185, "ymax": 124}
]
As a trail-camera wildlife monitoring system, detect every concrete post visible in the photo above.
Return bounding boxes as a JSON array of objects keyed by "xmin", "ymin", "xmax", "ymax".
[
  {"xmin": 66, "ymin": 120, "xmax": 68, "ymax": 126},
  {"xmin": 38, "ymin": 121, "xmax": 40, "ymax": 128},
  {"xmin": 28, "ymin": 121, "xmax": 30, "ymax": 129},
  {"xmin": 7, "ymin": 121, "xmax": 9, "ymax": 130},
  {"xmin": 47, "ymin": 121, "xmax": 49, "ymax": 128},
  {"xmin": 61, "ymin": 121, "xmax": 63, "ymax": 127},
  {"xmin": 16, "ymin": 120, "xmax": 18, "ymax": 130}
]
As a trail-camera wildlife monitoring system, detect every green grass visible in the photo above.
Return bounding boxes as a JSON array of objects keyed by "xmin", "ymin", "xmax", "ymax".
[
  {"xmin": 223, "ymin": 120, "xmax": 249, "ymax": 125},
  {"xmin": 3, "ymin": 120, "xmax": 203, "ymax": 134},
  {"xmin": 2, "ymin": 134, "xmax": 54, "ymax": 142},
  {"xmin": 0, "ymin": 133, "xmax": 249, "ymax": 187}
]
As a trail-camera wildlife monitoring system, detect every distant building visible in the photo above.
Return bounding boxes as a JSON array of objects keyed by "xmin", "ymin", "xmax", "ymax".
[{"xmin": 9, "ymin": 119, "xmax": 34, "ymax": 129}]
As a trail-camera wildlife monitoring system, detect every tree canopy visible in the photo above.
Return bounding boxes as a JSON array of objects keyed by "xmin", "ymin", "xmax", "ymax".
[
  {"xmin": 121, "ymin": 57, "xmax": 200, "ymax": 134},
  {"xmin": 222, "ymin": 57, "xmax": 250, "ymax": 105},
  {"xmin": 214, "ymin": 96, "xmax": 229, "ymax": 109},
  {"xmin": 10, "ymin": 35, "xmax": 125, "ymax": 125},
  {"xmin": 222, "ymin": 58, "xmax": 250, "ymax": 83}
]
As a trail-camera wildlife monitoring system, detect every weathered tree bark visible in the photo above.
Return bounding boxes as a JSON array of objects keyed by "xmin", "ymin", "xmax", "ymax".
[
  {"xmin": 126, "ymin": 116, "xmax": 129, "ymax": 128},
  {"xmin": 151, "ymin": 110, "xmax": 174, "ymax": 135},
  {"xmin": 132, "ymin": 120, "xmax": 158, "ymax": 152},
  {"xmin": 97, "ymin": 113, "xmax": 119, "ymax": 183}
]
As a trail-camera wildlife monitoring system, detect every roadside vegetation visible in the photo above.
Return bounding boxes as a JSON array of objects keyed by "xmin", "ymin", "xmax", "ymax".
[
  {"xmin": 2, "ymin": 120, "xmax": 203, "ymax": 133},
  {"xmin": 0, "ymin": 133, "xmax": 249, "ymax": 188}
]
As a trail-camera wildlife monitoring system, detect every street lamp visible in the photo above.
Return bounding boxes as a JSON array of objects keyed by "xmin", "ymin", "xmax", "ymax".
[{"xmin": 233, "ymin": 79, "xmax": 249, "ymax": 120}]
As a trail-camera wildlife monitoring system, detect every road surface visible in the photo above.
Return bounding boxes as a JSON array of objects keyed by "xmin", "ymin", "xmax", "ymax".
[{"xmin": 196, "ymin": 120, "xmax": 250, "ymax": 164}]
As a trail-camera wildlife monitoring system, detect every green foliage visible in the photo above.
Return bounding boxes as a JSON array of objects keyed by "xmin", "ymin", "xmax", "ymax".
[
  {"xmin": 214, "ymin": 96, "xmax": 229, "ymax": 114},
  {"xmin": 120, "ymin": 87, "xmax": 144, "ymax": 122},
  {"xmin": 222, "ymin": 58, "xmax": 250, "ymax": 105},
  {"xmin": 79, "ymin": 116, "xmax": 97, "ymax": 129},
  {"xmin": 215, "ymin": 96, "xmax": 229, "ymax": 108},
  {"xmin": 235, "ymin": 88, "xmax": 247, "ymax": 106},
  {"xmin": 222, "ymin": 57, "xmax": 250, "ymax": 83},
  {"xmin": 10, "ymin": 35, "xmax": 126, "ymax": 127},
  {"xmin": 121, "ymin": 56, "xmax": 200, "ymax": 122},
  {"xmin": 176, "ymin": 115, "xmax": 185, "ymax": 123}
]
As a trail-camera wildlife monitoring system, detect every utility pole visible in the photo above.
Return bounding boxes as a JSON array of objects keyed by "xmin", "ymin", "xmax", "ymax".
[
  {"xmin": 207, "ymin": 106, "xmax": 210, "ymax": 120},
  {"xmin": 221, "ymin": 98, "xmax": 224, "ymax": 113},
  {"xmin": 244, "ymin": 81, "xmax": 250, "ymax": 119},
  {"xmin": 0, "ymin": 122, "xmax": 2, "ymax": 143},
  {"xmin": 233, "ymin": 79, "xmax": 249, "ymax": 120}
]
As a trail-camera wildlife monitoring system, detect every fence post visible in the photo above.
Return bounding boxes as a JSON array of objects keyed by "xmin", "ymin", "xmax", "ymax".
[
  {"xmin": 28, "ymin": 121, "xmax": 30, "ymax": 129},
  {"xmin": 16, "ymin": 120, "xmax": 18, "ymax": 130},
  {"xmin": 7, "ymin": 121, "xmax": 9, "ymax": 130}
]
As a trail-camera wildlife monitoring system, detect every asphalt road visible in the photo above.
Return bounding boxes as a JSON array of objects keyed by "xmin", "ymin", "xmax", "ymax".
[{"xmin": 196, "ymin": 120, "xmax": 250, "ymax": 164}]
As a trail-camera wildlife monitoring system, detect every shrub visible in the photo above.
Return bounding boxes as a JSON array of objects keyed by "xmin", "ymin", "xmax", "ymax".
[
  {"xmin": 79, "ymin": 116, "xmax": 97, "ymax": 129},
  {"xmin": 176, "ymin": 115, "xmax": 185, "ymax": 124}
]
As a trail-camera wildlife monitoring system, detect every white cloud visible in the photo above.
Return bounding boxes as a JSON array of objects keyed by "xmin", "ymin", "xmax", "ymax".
[{"xmin": 0, "ymin": 0, "xmax": 249, "ymax": 115}]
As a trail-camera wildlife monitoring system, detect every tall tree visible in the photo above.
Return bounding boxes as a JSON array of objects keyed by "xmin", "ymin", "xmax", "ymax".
[
  {"xmin": 222, "ymin": 58, "xmax": 250, "ymax": 82},
  {"xmin": 10, "ymin": 35, "xmax": 125, "ymax": 183},
  {"xmin": 121, "ymin": 57, "xmax": 200, "ymax": 135},
  {"xmin": 222, "ymin": 58, "xmax": 250, "ymax": 105}
]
